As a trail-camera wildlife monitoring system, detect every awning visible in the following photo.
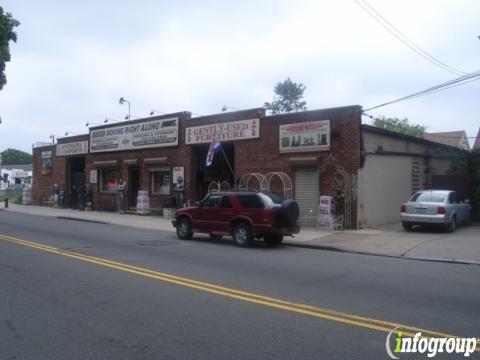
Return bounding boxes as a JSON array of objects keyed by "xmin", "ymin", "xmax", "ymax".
[{"xmin": 92, "ymin": 160, "xmax": 118, "ymax": 167}]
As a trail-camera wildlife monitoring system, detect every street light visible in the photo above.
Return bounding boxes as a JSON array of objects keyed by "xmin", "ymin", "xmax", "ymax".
[
  {"xmin": 119, "ymin": 97, "xmax": 131, "ymax": 121},
  {"xmin": 85, "ymin": 121, "xmax": 101, "ymax": 127},
  {"xmin": 64, "ymin": 131, "xmax": 79, "ymax": 136},
  {"xmin": 49, "ymin": 134, "xmax": 62, "ymax": 143}
]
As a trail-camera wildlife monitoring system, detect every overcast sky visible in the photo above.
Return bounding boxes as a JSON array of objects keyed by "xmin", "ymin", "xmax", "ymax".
[{"xmin": 0, "ymin": 0, "xmax": 479, "ymax": 153}]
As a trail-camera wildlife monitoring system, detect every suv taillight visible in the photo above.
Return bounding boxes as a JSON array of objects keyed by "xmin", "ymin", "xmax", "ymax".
[
  {"xmin": 400, "ymin": 205, "xmax": 406, "ymax": 213},
  {"xmin": 437, "ymin": 206, "xmax": 446, "ymax": 215}
]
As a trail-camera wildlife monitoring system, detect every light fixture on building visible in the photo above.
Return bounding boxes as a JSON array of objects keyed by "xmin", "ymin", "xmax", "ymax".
[
  {"xmin": 150, "ymin": 109, "xmax": 166, "ymax": 116},
  {"xmin": 119, "ymin": 97, "xmax": 131, "ymax": 121},
  {"xmin": 221, "ymin": 105, "xmax": 239, "ymax": 112},
  {"xmin": 85, "ymin": 121, "xmax": 101, "ymax": 127}
]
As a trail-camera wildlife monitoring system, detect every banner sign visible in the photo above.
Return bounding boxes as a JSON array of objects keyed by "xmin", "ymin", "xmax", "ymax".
[
  {"xmin": 41, "ymin": 151, "xmax": 52, "ymax": 175},
  {"xmin": 279, "ymin": 120, "xmax": 330, "ymax": 153},
  {"xmin": 90, "ymin": 117, "xmax": 179, "ymax": 153},
  {"xmin": 57, "ymin": 141, "xmax": 89, "ymax": 156},
  {"xmin": 186, "ymin": 118, "xmax": 259, "ymax": 144}
]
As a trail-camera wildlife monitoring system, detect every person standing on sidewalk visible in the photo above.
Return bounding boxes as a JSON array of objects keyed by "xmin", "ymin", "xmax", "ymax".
[
  {"xmin": 52, "ymin": 184, "xmax": 60, "ymax": 207},
  {"xmin": 116, "ymin": 178, "xmax": 126, "ymax": 214}
]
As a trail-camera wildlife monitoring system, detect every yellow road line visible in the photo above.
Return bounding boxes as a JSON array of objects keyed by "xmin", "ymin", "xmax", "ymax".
[{"xmin": 0, "ymin": 233, "xmax": 478, "ymax": 350}]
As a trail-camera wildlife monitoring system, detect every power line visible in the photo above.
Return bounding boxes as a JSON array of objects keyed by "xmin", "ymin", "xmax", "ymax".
[
  {"xmin": 362, "ymin": 114, "xmax": 480, "ymax": 138},
  {"xmin": 354, "ymin": 0, "xmax": 467, "ymax": 76},
  {"xmin": 364, "ymin": 69, "xmax": 480, "ymax": 111}
]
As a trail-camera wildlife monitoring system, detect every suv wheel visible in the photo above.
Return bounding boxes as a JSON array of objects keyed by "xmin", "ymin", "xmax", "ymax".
[
  {"xmin": 264, "ymin": 234, "xmax": 283, "ymax": 246},
  {"xmin": 232, "ymin": 223, "xmax": 252, "ymax": 247},
  {"xmin": 176, "ymin": 218, "xmax": 193, "ymax": 240}
]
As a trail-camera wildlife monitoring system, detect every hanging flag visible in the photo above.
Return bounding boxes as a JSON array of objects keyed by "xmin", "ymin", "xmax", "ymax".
[{"xmin": 205, "ymin": 137, "xmax": 222, "ymax": 167}]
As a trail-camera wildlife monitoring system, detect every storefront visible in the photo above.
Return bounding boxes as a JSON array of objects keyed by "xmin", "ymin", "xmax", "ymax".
[{"xmin": 32, "ymin": 106, "xmax": 362, "ymax": 228}]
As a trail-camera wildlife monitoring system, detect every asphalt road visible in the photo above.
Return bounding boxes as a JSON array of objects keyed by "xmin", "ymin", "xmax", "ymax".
[{"xmin": 1, "ymin": 211, "xmax": 479, "ymax": 360}]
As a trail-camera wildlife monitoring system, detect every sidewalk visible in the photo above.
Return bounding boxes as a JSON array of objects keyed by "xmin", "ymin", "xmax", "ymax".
[{"xmin": 2, "ymin": 203, "xmax": 479, "ymax": 264}]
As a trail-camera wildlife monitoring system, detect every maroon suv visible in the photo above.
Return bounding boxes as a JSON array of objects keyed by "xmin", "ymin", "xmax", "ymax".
[{"xmin": 172, "ymin": 191, "xmax": 300, "ymax": 246}]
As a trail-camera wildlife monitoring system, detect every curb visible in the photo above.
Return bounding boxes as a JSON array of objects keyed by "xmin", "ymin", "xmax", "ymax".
[
  {"xmin": 56, "ymin": 216, "xmax": 108, "ymax": 225},
  {"xmin": 284, "ymin": 241, "xmax": 480, "ymax": 266}
]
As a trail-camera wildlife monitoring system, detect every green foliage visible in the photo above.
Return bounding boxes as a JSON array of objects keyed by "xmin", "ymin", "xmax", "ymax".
[
  {"xmin": 264, "ymin": 78, "xmax": 307, "ymax": 115},
  {"xmin": 0, "ymin": 6, "xmax": 20, "ymax": 90},
  {"xmin": 1, "ymin": 148, "xmax": 32, "ymax": 165},
  {"xmin": 0, "ymin": 188, "xmax": 22, "ymax": 203},
  {"xmin": 373, "ymin": 116, "xmax": 426, "ymax": 137}
]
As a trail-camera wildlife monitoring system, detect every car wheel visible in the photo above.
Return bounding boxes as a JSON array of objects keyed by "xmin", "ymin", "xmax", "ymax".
[
  {"xmin": 210, "ymin": 234, "xmax": 223, "ymax": 241},
  {"xmin": 176, "ymin": 218, "xmax": 193, "ymax": 240},
  {"xmin": 264, "ymin": 234, "xmax": 283, "ymax": 246},
  {"xmin": 446, "ymin": 216, "xmax": 456, "ymax": 233},
  {"xmin": 232, "ymin": 223, "xmax": 252, "ymax": 247},
  {"xmin": 402, "ymin": 222, "xmax": 412, "ymax": 231}
]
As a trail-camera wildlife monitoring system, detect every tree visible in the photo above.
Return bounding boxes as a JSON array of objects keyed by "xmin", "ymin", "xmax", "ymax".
[
  {"xmin": 372, "ymin": 116, "xmax": 426, "ymax": 137},
  {"xmin": 264, "ymin": 78, "xmax": 307, "ymax": 115},
  {"xmin": 0, "ymin": 7, "xmax": 20, "ymax": 90},
  {"xmin": 0, "ymin": 148, "xmax": 32, "ymax": 165}
]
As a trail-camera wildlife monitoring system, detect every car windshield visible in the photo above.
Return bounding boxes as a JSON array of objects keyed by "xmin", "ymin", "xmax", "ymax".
[{"xmin": 410, "ymin": 192, "xmax": 446, "ymax": 203}]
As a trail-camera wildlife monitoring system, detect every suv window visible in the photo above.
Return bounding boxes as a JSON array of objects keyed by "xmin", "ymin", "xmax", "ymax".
[
  {"xmin": 200, "ymin": 194, "xmax": 221, "ymax": 207},
  {"xmin": 237, "ymin": 194, "xmax": 264, "ymax": 209},
  {"xmin": 219, "ymin": 195, "xmax": 232, "ymax": 208},
  {"xmin": 262, "ymin": 192, "xmax": 284, "ymax": 206}
]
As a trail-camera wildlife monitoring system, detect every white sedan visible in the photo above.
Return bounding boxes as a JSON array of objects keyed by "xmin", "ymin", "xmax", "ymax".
[{"xmin": 400, "ymin": 190, "xmax": 472, "ymax": 232}]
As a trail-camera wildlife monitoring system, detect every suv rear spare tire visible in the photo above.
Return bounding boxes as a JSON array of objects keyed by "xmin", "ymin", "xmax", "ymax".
[{"xmin": 279, "ymin": 200, "xmax": 300, "ymax": 226}]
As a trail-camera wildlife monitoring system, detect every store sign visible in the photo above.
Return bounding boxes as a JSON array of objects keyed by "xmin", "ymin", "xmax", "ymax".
[
  {"xmin": 57, "ymin": 141, "xmax": 89, "ymax": 156},
  {"xmin": 186, "ymin": 118, "xmax": 259, "ymax": 144},
  {"xmin": 279, "ymin": 120, "xmax": 330, "ymax": 153},
  {"xmin": 41, "ymin": 151, "xmax": 52, "ymax": 175},
  {"xmin": 11, "ymin": 170, "xmax": 29, "ymax": 178},
  {"xmin": 90, "ymin": 117, "xmax": 179, "ymax": 153}
]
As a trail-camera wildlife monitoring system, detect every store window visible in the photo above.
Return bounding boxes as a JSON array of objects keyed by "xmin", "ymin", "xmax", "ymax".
[
  {"xmin": 99, "ymin": 168, "xmax": 119, "ymax": 193},
  {"xmin": 150, "ymin": 166, "xmax": 171, "ymax": 195}
]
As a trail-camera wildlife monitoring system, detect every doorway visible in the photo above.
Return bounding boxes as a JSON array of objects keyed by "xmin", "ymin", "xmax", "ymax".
[
  {"xmin": 295, "ymin": 168, "xmax": 319, "ymax": 226},
  {"xmin": 192, "ymin": 142, "xmax": 235, "ymax": 200},
  {"xmin": 67, "ymin": 157, "xmax": 85, "ymax": 209},
  {"xmin": 128, "ymin": 167, "xmax": 140, "ymax": 209}
]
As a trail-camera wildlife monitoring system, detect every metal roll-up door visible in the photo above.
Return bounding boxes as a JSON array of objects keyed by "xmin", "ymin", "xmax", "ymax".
[{"xmin": 295, "ymin": 168, "xmax": 319, "ymax": 226}]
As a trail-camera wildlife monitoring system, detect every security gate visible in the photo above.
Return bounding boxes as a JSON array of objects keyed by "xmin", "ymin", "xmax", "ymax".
[{"xmin": 295, "ymin": 169, "xmax": 319, "ymax": 226}]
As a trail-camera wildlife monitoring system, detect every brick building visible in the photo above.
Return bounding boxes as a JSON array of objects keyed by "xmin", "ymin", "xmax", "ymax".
[{"xmin": 32, "ymin": 105, "xmax": 362, "ymax": 228}]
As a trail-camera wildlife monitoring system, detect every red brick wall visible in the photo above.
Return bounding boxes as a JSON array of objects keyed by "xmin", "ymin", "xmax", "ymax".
[
  {"xmin": 32, "ymin": 106, "xmax": 362, "ymax": 226},
  {"xmin": 32, "ymin": 144, "xmax": 64, "ymax": 204},
  {"xmin": 234, "ymin": 107, "xmax": 361, "ymax": 227}
]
